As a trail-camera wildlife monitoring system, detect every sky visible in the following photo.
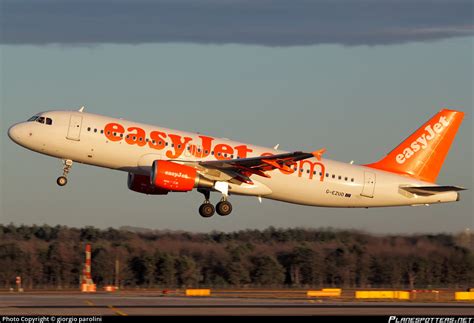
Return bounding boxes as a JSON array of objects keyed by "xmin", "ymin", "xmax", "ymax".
[{"xmin": 1, "ymin": 0, "xmax": 473, "ymax": 234}]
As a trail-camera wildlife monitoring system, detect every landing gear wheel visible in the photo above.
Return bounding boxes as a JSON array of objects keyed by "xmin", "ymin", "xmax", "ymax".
[
  {"xmin": 216, "ymin": 200, "xmax": 232, "ymax": 216},
  {"xmin": 57, "ymin": 159, "xmax": 73, "ymax": 187},
  {"xmin": 199, "ymin": 203, "xmax": 215, "ymax": 218},
  {"xmin": 57, "ymin": 176, "xmax": 68, "ymax": 186}
]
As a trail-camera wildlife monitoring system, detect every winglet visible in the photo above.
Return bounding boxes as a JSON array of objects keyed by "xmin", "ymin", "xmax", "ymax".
[{"xmin": 312, "ymin": 148, "xmax": 326, "ymax": 161}]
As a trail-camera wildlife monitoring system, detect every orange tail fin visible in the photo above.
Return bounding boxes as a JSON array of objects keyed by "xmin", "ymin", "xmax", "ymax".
[{"xmin": 366, "ymin": 108, "xmax": 464, "ymax": 183}]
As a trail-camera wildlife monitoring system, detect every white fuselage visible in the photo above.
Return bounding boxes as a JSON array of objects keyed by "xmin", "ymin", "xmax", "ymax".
[{"xmin": 8, "ymin": 110, "xmax": 459, "ymax": 207}]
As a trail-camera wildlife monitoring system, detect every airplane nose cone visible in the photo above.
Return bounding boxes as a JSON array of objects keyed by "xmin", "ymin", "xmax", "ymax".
[
  {"xmin": 8, "ymin": 124, "xmax": 20, "ymax": 142},
  {"xmin": 8, "ymin": 123, "xmax": 26, "ymax": 145}
]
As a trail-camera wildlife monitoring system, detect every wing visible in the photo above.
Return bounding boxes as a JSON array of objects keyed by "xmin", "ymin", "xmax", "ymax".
[{"xmin": 195, "ymin": 149, "xmax": 326, "ymax": 184}]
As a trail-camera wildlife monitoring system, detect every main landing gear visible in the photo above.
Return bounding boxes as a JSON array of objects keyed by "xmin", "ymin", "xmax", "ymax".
[
  {"xmin": 199, "ymin": 203, "xmax": 215, "ymax": 218},
  {"xmin": 198, "ymin": 189, "xmax": 233, "ymax": 218},
  {"xmin": 57, "ymin": 159, "xmax": 73, "ymax": 186},
  {"xmin": 216, "ymin": 199, "xmax": 232, "ymax": 216}
]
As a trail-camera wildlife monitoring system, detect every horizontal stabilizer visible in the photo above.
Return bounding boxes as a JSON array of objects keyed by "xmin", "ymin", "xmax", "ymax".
[{"xmin": 400, "ymin": 185, "xmax": 466, "ymax": 196}]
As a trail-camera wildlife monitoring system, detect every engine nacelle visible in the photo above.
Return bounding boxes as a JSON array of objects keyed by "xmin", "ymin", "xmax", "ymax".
[
  {"xmin": 151, "ymin": 160, "xmax": 213, "ymax": 192},
  {"xmin": 128, "ymin": 173, "xmax": 169, "ymax": 195}
]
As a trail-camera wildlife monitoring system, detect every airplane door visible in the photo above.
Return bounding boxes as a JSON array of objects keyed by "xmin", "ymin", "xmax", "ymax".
[
  {"xmin": 361, "ymin": 172, "xmax": 376, "ymax": 198},
  {"xmin": 67, "ymin": 114, "xmax": 83, "ymax": 141}
]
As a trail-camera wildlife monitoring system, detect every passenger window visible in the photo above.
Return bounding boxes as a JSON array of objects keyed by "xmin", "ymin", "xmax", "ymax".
[
  {"xmin": 326, "ymin": 173, "xmax": 329, "ymax": 177},
  {"xmin": 46, "ymin": 118, "xmax": 53, "ymax": 125},
  {"xmin": 338, "ymin": 176, "xmax": 341, "ymax": 180},
  {"xmin": 88, "ymin": 127, "xmax": 91, "ymax": 131},
  {"xmin": 351, "ymin": 178, "xmax": 354, "ymax": 182},
  {"xmin": 332, "ymin": 174, "xmax": 335, "ymax": 179},
  {"xmin": 100, "ymin": 130, "xmax": 104, "ymax": 134},
  {"xmin": 94, "ymin": 129, "xmax": 97, "ymax": 133}
]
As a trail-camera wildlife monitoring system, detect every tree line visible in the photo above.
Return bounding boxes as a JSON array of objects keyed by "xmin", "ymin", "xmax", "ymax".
[{"xmin": 0, "ymin": 224, "xmax": 472, "ymax": 289}]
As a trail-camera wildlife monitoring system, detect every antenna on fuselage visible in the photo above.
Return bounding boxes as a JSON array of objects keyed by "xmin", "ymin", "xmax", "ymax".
[
  {"xmin": 273, "ymin": 144, "xmax": 279, "ymax": 150},
  {"xmin": 78, "ymin": 106, "xmax": 85, "ymax": 112}
]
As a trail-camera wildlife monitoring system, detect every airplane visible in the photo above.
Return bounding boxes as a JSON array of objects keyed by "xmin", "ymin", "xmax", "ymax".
[{"xmin": 8, "ymin": 107, "xmax": 466, "ymax": 217}]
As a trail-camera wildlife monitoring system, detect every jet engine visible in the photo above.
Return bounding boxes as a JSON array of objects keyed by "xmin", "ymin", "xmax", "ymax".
[
  {"xmin": 127, "ymin": 173, "xmax": 169, "ymax": 195},
  {"xmin": 151, "ymin": 160, "xmax": 213, "ymax": 192}
]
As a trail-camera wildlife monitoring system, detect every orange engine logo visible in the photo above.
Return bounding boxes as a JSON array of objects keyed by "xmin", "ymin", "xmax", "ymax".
[{"xmin": 152, "ymin": 160, "xmax": 197, "ymax": 191}]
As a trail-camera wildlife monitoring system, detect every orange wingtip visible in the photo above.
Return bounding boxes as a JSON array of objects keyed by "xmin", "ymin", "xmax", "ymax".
[{"xmin": 312, "ymin": 148, "xmax": 326, "ymax": 161}]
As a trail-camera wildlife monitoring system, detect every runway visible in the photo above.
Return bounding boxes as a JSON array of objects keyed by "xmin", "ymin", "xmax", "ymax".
[{"xmin": 1, "ymin": 293, "xmax": 473, "ymax": 315}]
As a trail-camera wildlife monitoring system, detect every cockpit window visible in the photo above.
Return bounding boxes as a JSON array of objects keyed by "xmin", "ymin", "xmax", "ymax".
[{"xmin": 27, "ymin": 115, "xmax": 53, "ymax": 125}]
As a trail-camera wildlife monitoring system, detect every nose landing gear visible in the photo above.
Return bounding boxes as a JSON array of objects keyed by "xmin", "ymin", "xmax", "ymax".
[
  {"xmin": 56, "ymin": 176, "xmax": 68, "ymax": 186},
  {"xmin": 57, "ymin": 159, "xmax": 73, "ymax": 186}
]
